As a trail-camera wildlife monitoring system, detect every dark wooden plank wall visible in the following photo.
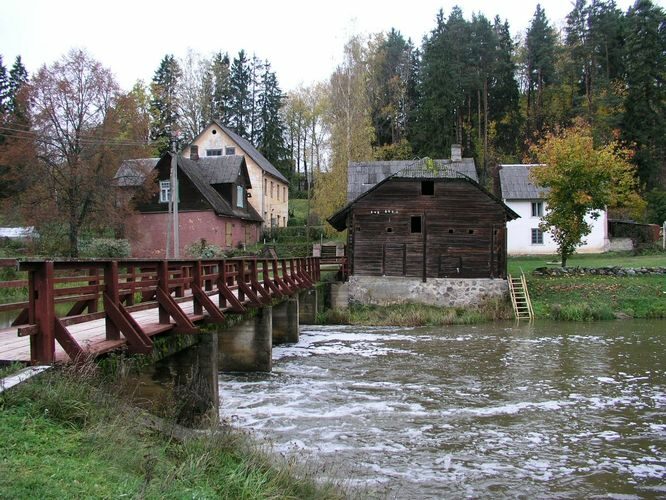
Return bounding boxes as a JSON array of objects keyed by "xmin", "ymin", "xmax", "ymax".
[{"xmin": 348, "ymin": 179, "xmax": 509, "ymax": 279}]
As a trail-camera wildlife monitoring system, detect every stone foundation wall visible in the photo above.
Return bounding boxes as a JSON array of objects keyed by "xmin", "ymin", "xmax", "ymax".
[{"xmin": 348, "ymin": 276, "xmax": 508, "ymax": 308}]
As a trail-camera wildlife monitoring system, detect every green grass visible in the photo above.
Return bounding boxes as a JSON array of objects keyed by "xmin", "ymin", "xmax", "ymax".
[
  {"xmin": 0, "ymin": 366, "xmax": 346, "ymax": 499},
  {"xmin": 509, "ymin": 252, "xmax": 666, "ymax": 320},
  {"xmin": 289, "ymin": 199, "xmax": 310, "ymax": 225}
]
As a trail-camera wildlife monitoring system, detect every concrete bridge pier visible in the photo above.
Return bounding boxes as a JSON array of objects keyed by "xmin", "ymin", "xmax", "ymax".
[
  {"xmin": 273, "ymin": 295, "xmax": 299, "ymax": 344},
  {"xmin": 218, "ymin": 307, "xmax": 272, "ymax": 373},
  {"xmin": 299, "ymin": 288, "xmax": 319, "ymax": 324}
]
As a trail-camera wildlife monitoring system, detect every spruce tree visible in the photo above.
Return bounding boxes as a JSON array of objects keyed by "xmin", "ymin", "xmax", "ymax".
[
  {"xmin": 623, "ymin": 0, "xmax": 666, "ymax": 189},
  {"xmin": 257, "ymin": 62, "xmax": 289, "ymax": 173},
  {"xmin": 524, "ymin": 4, "xmax": 559, "ymax": 139},
  {"xmin": 7, "ymin": 56, "xmax": 28, "ymax": 120},
  {"xmin": 228, "ymin": 50, "xmax": 252, "ymax": 138},
  {"xmin": 210, "ymin": 52, "xmax": 231, "ymax": 125},
  {"xmin": 149, "ymin": 54, "xmax": 181, "ymax": 155}
]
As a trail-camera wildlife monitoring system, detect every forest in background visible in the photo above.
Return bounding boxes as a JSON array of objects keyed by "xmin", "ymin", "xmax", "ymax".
[{"xmin": 0, "ymin": 0, "xmax": 664, "ymax": 254}]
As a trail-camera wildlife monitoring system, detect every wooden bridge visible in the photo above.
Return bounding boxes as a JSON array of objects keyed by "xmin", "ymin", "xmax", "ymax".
[{"xmin": 0, "ymin": 257, "xmax": 320, "ymax": 365}]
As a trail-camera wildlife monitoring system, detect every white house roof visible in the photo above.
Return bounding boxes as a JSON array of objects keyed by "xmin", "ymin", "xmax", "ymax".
[{"xmin": 499, "ymin": 164, "xmax": 548, "ymax": 200}]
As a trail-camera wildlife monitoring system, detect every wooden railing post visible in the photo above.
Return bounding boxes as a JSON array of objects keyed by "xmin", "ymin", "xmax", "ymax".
[
  {"xmin": 218, "ymin": 259, "xmax": 227, "ymax": 309},
  {"xmin": 125, "ymin": 265, "xmax": 135, "ymax": 306},
  {"xmin": 157, "ymin": 260, "xmax": 170, "ymax": 324},
  {"xmin": 193, "ymin": 260, "xmax": 203, "ymax": 316},
  {"xmin": 31, "ymin": 261, "xmax": 55, "ymax": 364},
  {"xmin": 237, "ymin": 260, "xmax": 245, "ymax": 302},
  {"xmin": 89, "ymin": 267, "xmax": 99, "ymax": 313},
  {"xmin": 103, "ymin": 261, "xmax": 121, "ymax": 341}
]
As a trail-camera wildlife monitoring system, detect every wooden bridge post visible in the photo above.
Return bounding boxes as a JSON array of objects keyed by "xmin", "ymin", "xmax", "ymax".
[
  {"xmin": 31, "ymin": 261, "xmax": 55, "ymax": 364},
  {"xmin": 192, "ymin": 260, "xmax": 203, "ymax": 316},
  {"xmin": 103, "ymin": 261, "xmax": 121, "ymax": 341},
  {"xmin": 157, "ymin": 260, "xmax": 170, "ymax": 324}
]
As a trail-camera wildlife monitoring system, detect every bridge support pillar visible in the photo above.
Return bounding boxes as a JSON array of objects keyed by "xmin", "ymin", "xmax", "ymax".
[
  {"xmin": 219, "ymin": 307, "xmax": 272, "ymax": 372},
  {"xmin": 299, "ymin": 288, "xmax": 319, "ymax": 324},
  {"xmin": 273, "ymin": 295, "xmax": 299, "ymax": 345}
]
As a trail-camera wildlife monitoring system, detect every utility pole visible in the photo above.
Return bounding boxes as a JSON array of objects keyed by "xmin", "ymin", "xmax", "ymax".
[{"xmin": 170, "ymin": 133, "xmax": 180, "ymax": 258}]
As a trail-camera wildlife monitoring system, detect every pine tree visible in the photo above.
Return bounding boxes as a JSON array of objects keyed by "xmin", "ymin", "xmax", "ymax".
[
  {"xmin": 490, "ymin": 18, "xmax": 522, "ymax": 159},
  {"xmin": 210, "ymin": 52, "xmax": 231, "ymax": 125},
  {"xmin": 0, "ymin": 56, "xmax": 9, "ymax": 116},
  {"xmin": 7, "ymin": 56, "xmax": 28, "ymax": 121},
  {"xmin": 149, "ymin": 54, "xmax": 181, "ymax": 155},
  {"xmin": 623, "ymin": 0, "xmax": 666, "ymax": 189},
  {"xmin": 256, "ymin": 62, "xmax": 289, "ymax": 173},
  {"xmin": 524, "ymin": 4, "xmax": 559, "ymax": 139},
  {"xmin": 229, "ymin": 50, "xmax": 252, "ymax": 138}
]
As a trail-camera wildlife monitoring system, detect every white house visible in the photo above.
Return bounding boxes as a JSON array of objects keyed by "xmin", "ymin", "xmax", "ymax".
[{"xmin": 499, "ymin": 164, "xmax": 609, "ymax": 255}]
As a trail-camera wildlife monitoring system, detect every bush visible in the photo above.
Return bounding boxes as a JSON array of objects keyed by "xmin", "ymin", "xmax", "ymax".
[
  {"xmin": 79, "ymin": 239, "xmax": 131, "ymax": 258},
  {"xmin": 185, "ymin": 239, "xmax": 225, "ymax": 259}
]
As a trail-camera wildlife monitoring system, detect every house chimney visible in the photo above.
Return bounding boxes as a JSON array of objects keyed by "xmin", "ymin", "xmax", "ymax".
[
  {"xmin": 191, "ymin": 145, "xmax": 199, "ymax": 161},
  {"xmin": 451, "ymin": 144, "xmax": 462, "ymax": 162}
]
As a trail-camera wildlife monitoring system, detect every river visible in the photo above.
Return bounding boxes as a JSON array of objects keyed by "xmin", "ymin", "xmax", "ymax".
[{"xmin": 219, "ymin": 321, "xmax": 665, "ymax": 498}]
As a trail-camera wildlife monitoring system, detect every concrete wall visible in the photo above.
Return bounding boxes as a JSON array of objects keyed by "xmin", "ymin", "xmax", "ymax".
[
  {"xmin": 127, "ymin": 210, "xmax": 259, "ymax": 258},
  {"xmin": 348, "ymin": 276, "xmax": 508, "ymax": 308},
  {"xmin": 505, "ymin": 200, "xmax": 608, "ymax": 255},
  {"xmin": 183, "ymin": 124, "xmax": 289, "ymax": 229}
]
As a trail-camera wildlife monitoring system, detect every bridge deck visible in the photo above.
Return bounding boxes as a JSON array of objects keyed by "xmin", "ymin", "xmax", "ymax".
[{"xmin": 0, "ymin": 292, "xmax": 222, "ymax": 363}]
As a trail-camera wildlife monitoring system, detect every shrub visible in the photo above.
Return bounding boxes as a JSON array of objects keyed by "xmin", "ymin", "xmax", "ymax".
[
  {"xmin": 79, "ymin": 239, "xmax": 131, "ymax": 258},
  {"xmin": 185, "ymin": 239, "xmax": 225, "ymax": 259}
]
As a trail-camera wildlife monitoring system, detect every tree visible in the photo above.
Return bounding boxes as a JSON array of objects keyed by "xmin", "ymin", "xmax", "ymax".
[
  {"xmin": 622, "ymin": 0, "xmax": 666, "ymax": 189},
  {"xmin": 0, "ymin": 56, "xmax": 9, "ymax": 116},
  {"xmin": 25, "ymin": 49, "xmax": 150, "ymax": 256},
  {"xmin": 313, "ymin": 36, "xmax": 373, "ymax": 231},
  {"xmin": 256, "ymin": 62, "xmax": 289, "ymax": 174},
  {"xmin": 149, "ymin": 54, "xmax": 181, "ymax": 155},
  {"xmin": 523, "ymin": 4, "xmax": 559, "ymax": 139},
  {"xmin": 176, "ymin": 50, "xmax": 211, "ymax": 141},
  {"xmin": 228, "ymin": 50, "xmax": 252, "ymax": 138},
  {"xmin": 530, "ymin": 121, "xmax": 644, "ymax": 266},
  {"xmin": 210, "ymin": 52, "xmax": 231, "ymax": 125}
]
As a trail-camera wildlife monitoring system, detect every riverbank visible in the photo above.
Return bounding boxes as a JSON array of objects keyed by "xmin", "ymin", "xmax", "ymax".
[
  {"xmin": 319, "ymin": 252, "xmax": 666, "ymax": 323},
  {"xmin": 0, "ymin": 365, "xmax": 345, "ymax": 499},
  {"xmin": 510, "ymin": 253, "xmax": 666, "ymax": 320}
]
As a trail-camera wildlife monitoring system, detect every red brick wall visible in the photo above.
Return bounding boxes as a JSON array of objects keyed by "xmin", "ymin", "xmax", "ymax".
[{"xmin": 127, "ymin": 210, "xmax": 259, "ymax": 257}]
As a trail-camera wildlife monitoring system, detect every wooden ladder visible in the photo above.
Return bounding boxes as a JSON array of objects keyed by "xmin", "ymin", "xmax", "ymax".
[{"xmin": 508, "ymin": 271, "xmax": 534, "ymax": 321}]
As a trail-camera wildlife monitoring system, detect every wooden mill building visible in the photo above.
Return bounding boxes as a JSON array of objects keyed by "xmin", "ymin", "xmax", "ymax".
[{"xmin": 328, "ymin": 153, "xmax": 519, "ymax": 284}]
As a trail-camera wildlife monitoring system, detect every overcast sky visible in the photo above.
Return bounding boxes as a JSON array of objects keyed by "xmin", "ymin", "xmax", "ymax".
[{"xmin": 1, "ymin": 0, "xmax": 653, "ymax": 92}]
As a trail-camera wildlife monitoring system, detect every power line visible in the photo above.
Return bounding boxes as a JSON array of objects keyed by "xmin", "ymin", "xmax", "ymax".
[{"xmin": 0, "ymin": 125, "xmax": 154, "ymax": 148}]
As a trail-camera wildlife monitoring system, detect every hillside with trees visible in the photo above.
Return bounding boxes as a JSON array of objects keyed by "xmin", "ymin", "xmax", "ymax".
[{"xmin": 0, "ymin": 0, "xmax": 664, "ymax": 254}]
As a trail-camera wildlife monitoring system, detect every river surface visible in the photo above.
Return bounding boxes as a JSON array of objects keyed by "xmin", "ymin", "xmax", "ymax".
[{"xmin": 219, "ymin": 321, "xmax": 666, "ymax": 498}]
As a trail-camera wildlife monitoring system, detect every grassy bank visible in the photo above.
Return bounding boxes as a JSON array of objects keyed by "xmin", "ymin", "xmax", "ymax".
[
  {"xmin": 510, "ymin": 252, "xmax": 666, "ymax": 321},
  {"xmin": 0, "ymin": 366, "xmax": 344, "ymax": 499},
  {"xmin": 320, "ymin": 299, "xmax": 513, "ymax": 327}
]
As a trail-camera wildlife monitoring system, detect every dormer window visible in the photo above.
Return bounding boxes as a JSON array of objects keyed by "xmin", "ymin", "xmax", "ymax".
[
  {"xmin": 236, "ymin": 185, "xmax": 244, "ymax": 208},
  {"xmin": 159, "ymin": 180, "xmax": 170, "ymax": 203}
]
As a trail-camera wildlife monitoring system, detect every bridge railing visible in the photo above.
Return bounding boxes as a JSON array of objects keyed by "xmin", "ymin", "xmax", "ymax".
[{"xmin": 0, "ymin": 256, "xmax": 319, "ymax": 364}]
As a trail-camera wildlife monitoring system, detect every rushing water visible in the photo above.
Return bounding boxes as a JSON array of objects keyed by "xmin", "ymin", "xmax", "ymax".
[{"xmin": 219, "ymin": 321, "xmax": 666, "ymax": 498}]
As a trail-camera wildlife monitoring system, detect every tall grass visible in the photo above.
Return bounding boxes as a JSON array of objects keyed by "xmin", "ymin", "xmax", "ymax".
[
  {"xmin": 319, "ymin": 298, "xmax": 513, "ymax": 327},
  {"xmin": 0, "ymin": 363, "xmax": 347, "ymax": 499}
]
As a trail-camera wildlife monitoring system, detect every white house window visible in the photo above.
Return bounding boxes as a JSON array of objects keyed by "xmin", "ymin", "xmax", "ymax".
[
  {"xmin": 236, "ymin": 185, "xmax": 244, "ymax": 208},
  {"xmin": 206, "ymin": 149, "xmax": 222, "ymax": 156},
  {"xmin": 225, "ymin": 147, "xmax": 236, "ymax": 155},
  {"xmin": 531, "ymin": 228, "xmax": 544, "ymax": 244},
  {"xmin": 159, "ymin": 180, "xmax": 171, "ymax": 203},
  {"xmin": 531, "ymin": 201, "xmax": 544, "ymax": 217}
]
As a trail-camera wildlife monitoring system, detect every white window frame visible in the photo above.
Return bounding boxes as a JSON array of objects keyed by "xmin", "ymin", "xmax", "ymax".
[
  {"xmin": 531, "ymin": 228, "xmax": 544, "ymax": 245},
  {"xmin": 236, "ymin": 185, "xmax": 244, "ymax": 208},
  {"xmin": 531, "ymin": 201, "xmax": 544, "ymax": 218},
  {"xmin": 159, "ymin": 180, "xmax": 171, "ymax": 203}
]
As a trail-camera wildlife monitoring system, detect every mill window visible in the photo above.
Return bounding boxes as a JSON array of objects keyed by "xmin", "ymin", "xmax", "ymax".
[
  {"xmin": 410, "ymin": 216, "xmax": 422, "ymax": 233},
  {"xmin": 421, "ymin": 181, "xmax": 435, "ymax": 195}
]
